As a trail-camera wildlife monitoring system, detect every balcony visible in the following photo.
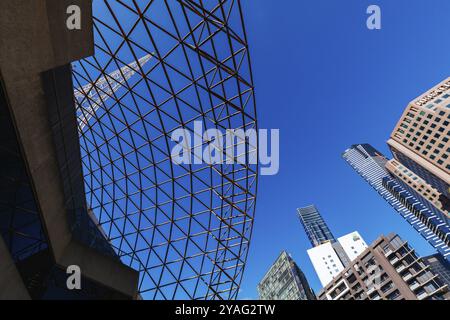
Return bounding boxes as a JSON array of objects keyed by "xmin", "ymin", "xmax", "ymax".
[
  {"xmin": 396, "ymin": 264, "xmax": 406, "ymax": 272},
  {"xmin": 417, "ymin": 292, "xmax": 428, "ymax": 300},
  {"xmin": 410, "ymin": 282, "xmax": 420, "ymax": 291},
  {"xmin": 403, "ymin": 273, "xmax": 414, "ymax": 281},
  {"xmin": 367, "ymin": 286, "xmax": 376, "ymax": 295},
  {"xmin": 390, "ymin": 256, "xmax": 400, "ymax": 265}
]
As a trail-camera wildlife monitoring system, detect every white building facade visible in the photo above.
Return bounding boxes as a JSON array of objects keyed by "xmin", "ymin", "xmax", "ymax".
[{"xmin": 307, "ymin": 231, "xmax": 367, "ymax": 287}]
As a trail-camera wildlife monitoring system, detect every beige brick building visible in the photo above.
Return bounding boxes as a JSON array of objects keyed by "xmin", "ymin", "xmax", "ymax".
[
  {"xmin": 388, "ymin": 77, "xmax": 450, "ymax": 200},
  {"xmin": 386, "ymin": 159, "xmax": 449, "ymax": 217}
]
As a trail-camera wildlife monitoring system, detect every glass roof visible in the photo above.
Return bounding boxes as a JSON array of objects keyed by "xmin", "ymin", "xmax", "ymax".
[{"xmin": 72, "ymin": 0, "xmax": 257, "ymax": 300}]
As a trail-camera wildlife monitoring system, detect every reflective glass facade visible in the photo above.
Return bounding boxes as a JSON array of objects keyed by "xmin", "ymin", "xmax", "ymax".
[
  {"xmin": 383, "ymin": 176, "xmax": 450, "ymax": 260},
  {"xmin": 258, "ymin": 251, "xmax": 315, "ymax": 300},
  {"xmin": 343, "ymin": 144, "xmax": 450, "ymax": 262},
  {"xmin": 297, "ymin": 205, "xmax": 335, "ymax": 247}
]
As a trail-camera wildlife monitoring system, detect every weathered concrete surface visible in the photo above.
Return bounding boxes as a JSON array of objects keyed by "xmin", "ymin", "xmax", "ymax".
[
  {"xmin": 0, "ymin": 1, "xmax": 139, "ymax": 298},
  {"xmin": 0, "ymin": 237, "xmax": 30, "ymax": 300},
  {"xmin": 0, "ymin": 0, "xmax": 94, "ymax": 260},
  {"xmin": 0, "ymin": 0, "xmax": 94, "ymax": 74},
  {"xmin": 60, "ymin": 240, "xmax": 139, "ymax": 299}
]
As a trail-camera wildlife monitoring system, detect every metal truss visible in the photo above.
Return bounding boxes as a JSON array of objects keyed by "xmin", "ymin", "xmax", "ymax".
[
  {"xmin": 75, "ymin": 54, "xmax": 152, "ymax": 131},
  {"xmin": 72, "ymin": 0, "xmax": 257, "ymax": 300}
]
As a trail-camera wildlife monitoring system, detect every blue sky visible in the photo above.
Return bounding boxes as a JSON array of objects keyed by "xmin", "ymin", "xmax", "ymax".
[{"xmin": 238, "ymin": 0, "xmax": 450, "ymax": 298}]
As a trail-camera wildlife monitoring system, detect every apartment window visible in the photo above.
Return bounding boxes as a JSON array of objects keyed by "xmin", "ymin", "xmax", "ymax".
[
  {"xmin": 369, "ymin": 292, "xmax": 381, "ymax": 300},
  {"xmin": 381, "ymin": 282, "xmax": 394, "ymax": 293},
  {"xmin": 387, "ymin": 290, "xmax": 401, "ymax": 300}
]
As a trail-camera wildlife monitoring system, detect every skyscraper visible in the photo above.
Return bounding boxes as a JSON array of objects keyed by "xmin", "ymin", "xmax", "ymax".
[
  {"xmin": 297, "ymin": 205, "xmax": 336, "ymax": 247},
  {"xmin": 258, "ymin": 251, "xmax": 316, "ymax": 300},
  {"xmin": 382, "ymin": 176, "xmax": 450, "ymax": 260},
  {"xmin": 385, "ymin": 159, "xmax": 449, "ymax": 217},
  {"xmin": 298, "ymin": 204, "xmax": 368, "ymax": 287},
  {"xmin": 387, "ymin": 77, "xmax": 450, "ymax": 199},
  {"xmin": 343, "ymin": 144, "xmax": 450, "ymax": 261}
]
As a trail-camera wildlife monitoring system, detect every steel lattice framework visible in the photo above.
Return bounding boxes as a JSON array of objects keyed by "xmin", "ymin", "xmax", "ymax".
[{"xmin": 72, "ymin": 0, "xmax": 257, "ymax": 300}]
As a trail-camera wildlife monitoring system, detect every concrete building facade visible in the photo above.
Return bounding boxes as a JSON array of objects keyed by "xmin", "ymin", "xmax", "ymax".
[
  {"xmin": 386, "ymin": 159, "xmax": 449, "ymax": 217},
  {"xmin": 422, "ymin": 253, "xmax": 450, "ymax": 290},
  {"xmin": 318, "ymin": 234, "xmax": 449, "ymax": 300},
  {"xmin": 307, "ymin": 231, "xmax": 368, "ymax": 287},
  {"xmin": 0, "ymin": 0, "xmax": 139, "ymax": 299},
  {"xmin": 387, "ymin": 77, "xmax": 450, "ymax": 198}
]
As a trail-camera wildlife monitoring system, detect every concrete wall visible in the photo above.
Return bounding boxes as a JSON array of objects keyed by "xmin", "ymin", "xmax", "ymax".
[
  {"xmin": 0, "ymin": 0, "xmax": 94, "ymax": 260},
  {"xmin": 0, "ymin": 1, "xmax": 139, "ymax": 299},
  {"xmin": 0, "ymin": 237, "xmax": 30, "ymax": 300}
]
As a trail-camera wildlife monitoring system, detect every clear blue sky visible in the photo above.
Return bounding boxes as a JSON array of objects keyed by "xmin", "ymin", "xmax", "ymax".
[{"xmin": 238, "ymin": 0, "xmax": 450, "ymax": 299}]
